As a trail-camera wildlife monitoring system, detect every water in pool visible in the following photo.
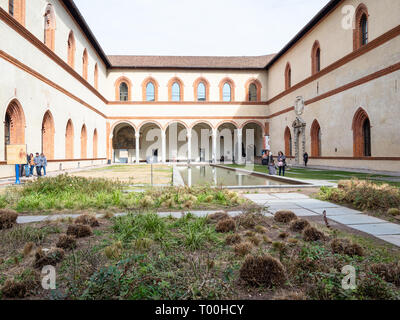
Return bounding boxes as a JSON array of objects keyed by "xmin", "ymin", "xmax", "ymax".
[{"xmin": 175, "ymin": 165, "xmax": 288, "ymax": 187}]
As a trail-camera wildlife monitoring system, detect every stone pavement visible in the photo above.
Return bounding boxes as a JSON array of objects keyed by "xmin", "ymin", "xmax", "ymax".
[{"xmin": 243, "ymin": 192, "xmax": 400, "ymax": 247}]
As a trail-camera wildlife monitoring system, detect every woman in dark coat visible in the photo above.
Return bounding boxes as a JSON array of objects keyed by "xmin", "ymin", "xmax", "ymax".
[{"xmin": 277, "ymin": 151, "xmax": 286, "ymax": 176}]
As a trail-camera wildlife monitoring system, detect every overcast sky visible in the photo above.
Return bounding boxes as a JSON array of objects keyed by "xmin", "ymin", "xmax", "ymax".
[{"xmin": 73, "ymin": 0, "xmax": 331, "ymax": 56}]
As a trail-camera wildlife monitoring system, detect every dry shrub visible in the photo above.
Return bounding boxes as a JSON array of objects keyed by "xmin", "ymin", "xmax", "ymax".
[
  {"xmin": 263, "ymin": 235, "xmax": 272, "ymax": 243},
  {"xmin": 67, "ymin": 224, "xmax": 93, "ymax": 238},
  {"xmin": 255, "ymin": 225, "xmax": 267, "ymax": 234},
  {"xmin": 290, "ymin": 219, "xmax": 311, "ymax": 232},
  {"xmin": 0, "ymin": 209, "xmax": 18, "ymax": 230},
  {"xmin": 75, "ymin": 214, "xmax": 100, "ymax": 227},
  {"xmin": 207, "ymin": 211, "xmax": 229, "ymax": 223},
  {"xmin": 274, "ymin": 211, "xmax": 297, "ymax": 223},
  {"xmin": 344, "ymin": 243, "xmax": 364, "ymax": 257},
  {"xmin": 330, "ymin": 239, "xmax": 364, "ymax": 256},
  {"xmin": 104, "ymin": 241, "xmax": 123, "ymax": 260},
  {"xmin": 34, "ymin": 248, "xmax": 65, "ymax": 269},
  {"xmin": 239, "ymin": 254, "xmax": 286, "ymax": 287},
  {"xmin": 23, "ymin": 242, "xmax": 35, "ymax": 257},
  {"xmin": 215, "ymin": 218, "xmax": 236, "ymax": 233},
  {"xmin": 205, "ymin": 195, "xmax": 214, "ymax": 203},
  {"xmin": 225, "ymin": 234, "xmax": 242, "ymax": 245},
  {"xmin": 279, "ymin": 232, "xmax": 289, "ymax": 239},
  {"xmin": 323, "ymin": 179, "xmax": 400, "ymax": 211},
  {"xmin": 370, "ymin": 263, "xmax": 400, "ymax": 286},
  {"xmin": 56, "ymin": 234, "xmax": 77, "ymax": 250},
  {"xmin": 387, "ymin": 208, "xmax": 400, "ymax": 216},
  {"xmin": 288, "ymin": 238, "xmax": 298, "ymax": 244},
  {"xmin": 183, "ymin": 200, "xmax": 194, "ymax": 209},
  {"xmin": 140, "ymin": 195, "xmax": 153, "ymax": 208},
  {"xmin": 234, "ymin": 242, "xmax": 254, "ymax": 256},
  {"xmin": 234, "ymin": 212, "xmax": 265, "ymax": 229},
  {"xmin": 248, "ymin": 235, "xmax": 261, "ymax": 246},
  {"xmin": 303, "ymin": 227, "xmax": 326, "ymax": 242},
  {"xmin": 245, "ymin": 231, "xmax": 255, "ymax": 237},
  {"xmin": 1, "ymin": 279, "xmax": 37, "ymax": 298}
]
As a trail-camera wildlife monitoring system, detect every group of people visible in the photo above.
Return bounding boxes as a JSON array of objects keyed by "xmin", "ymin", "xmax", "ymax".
[
  {"xmin": 261, "ymin": 150, "xmax": 287, "ymax": 176},
  {"xmin": 19, "ymin": 153, "xmax": 48, "ymax": 178},
  {"xmin": 262, "ymin": 150, "xmax": 310, "ymax": 176}
]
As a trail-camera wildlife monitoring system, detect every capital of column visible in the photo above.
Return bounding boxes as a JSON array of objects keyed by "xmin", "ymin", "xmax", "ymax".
[{"xmin": 135, "ymin": 133, "xmax": 140, "ymax": 139}]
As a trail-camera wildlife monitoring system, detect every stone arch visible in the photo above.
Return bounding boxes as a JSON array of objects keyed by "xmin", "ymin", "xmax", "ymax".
[
  {"xmin": 244, "ymin": 79, "xmax": 262, "ymax": 102},
  {"xmin": 168, "ymin": 77, "xmax": 184, "ymax": 101},
  {"xmin": 4, "ymin": 99, "xmax": 25, "ymax": 160},
  {"xmin": 65, "ymin": 119, "xmax": 74, "ymax": 159},
  {"xmin": 114, "ymin": 76, "xmax": 132, "ymax": 101},
  {"xmin": 67, "ymin": 30, "xmax": 76, "ymax": 68},
  {"xmin": 219, "ymin": 78, "xmax": 235, "ymax": 102},
  {"xmin": 138, "ymin": 120, "xmax": 163, "ymax": 132},
  {"xmin": 284, "ymin": 126, "xmax": 292, "ymax": 156},
  {"xmin": 311, "ymin": 40, "xmax": 321, "ymax": 75},
  {"xmin": 41, "ymin": 110, "xmax": 55, "ymax": 160},
  {"xmin": 285, "ymin": 62, "xmax": 291, "ymax": 90},
  {"xmin": 310, "ymin": 119, "xmax": 321, "ymax": 157},
  {"xmin": 80, "ymin": 124, "xmax": 87, "ymax": 159},
  {"xmin": 190, "ymin": 120, "xmax": 214, "ymax": 130},
  {"xmin": 193, "ymin": 77, "xmax": 210, "ymax": 102},
  {"xmin": 44, "ymin": 3, "xmax": 56, "ymax": 51},
  {"xmin": 93, "ymin": 128, "xmax": 98, "ymax": 158},
  {"xmin": 240, "ymin": 120, "xmax": 264, "ymax": 131},
  {"xmin": 216, "ymin": 120, "xmax": 239, "ymax": 130},
  {"xmin": 111, "ymin": 120, "xmax": 137, "ymax": 134},
  {"xmin": 352, "ymin": 107, "xmax": 371, "ymax": 157},
  {"xmin": 353, "ymin": 3, "xmax": 369, "ymax": 51},
  {"xmin": 163, "ymin": 120, "xmax": 189, "ymax": 131},
  {"xmin": 142, "ymin": 77, "xmax": 159, "ymax": 101}
]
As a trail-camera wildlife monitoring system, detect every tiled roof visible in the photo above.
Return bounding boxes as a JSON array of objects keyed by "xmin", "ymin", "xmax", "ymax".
[{"xmin": 108, "ymin": 54, "xmax": 276, "ymax": 69}]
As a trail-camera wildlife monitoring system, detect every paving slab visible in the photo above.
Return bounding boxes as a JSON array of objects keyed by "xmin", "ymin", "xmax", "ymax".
[
  {"xmin": 271, "ymin": 193, "xmax": 310, "ymax": 200},
  {"xmin": 268, "ymin": 208, "xmax": 319, "ymax": 217},
  {"xmin": 294, "ymin": 199, "xmax": 341, "ymax": 209},
  {"xmin": 329, "ymin": 214, "xmax": 386, "ymax": 226},
  {"xmin": 243, "ymin": 194, "xmax": 278, "ymax": 201},
  {"xmin": 311, "ymin": 207, "xmax": 362, "ymax": 216},
  {"xmin": 350, "ymin": 223, "xmax": 400, "ymax": 236},
  {"xmin": 376, "ymin": 235, "xmax": 400, "ymax": 247}
]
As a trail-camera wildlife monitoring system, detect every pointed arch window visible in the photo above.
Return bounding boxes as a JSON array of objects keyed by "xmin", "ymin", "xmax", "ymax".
[
  {"xmin": 285, "ymin": 63, "xmax": 292, "ymax": 90},
  {"xmin": 67, "ymin": 31, "xmax": 76, "ymax": 68},
  {"xmin": 352, "ymin": 108, "xmax": 372, "ymax": 157},
  {"xmin": 354, "ymin": 4, "xmax": 369, "ymax": 50},
  {"xmin": 284, "ymin": 127, "xmax": 292, "ymax": 157},
  {"xmin": 197, "ymin": 83, "xmax": 206, "ymax": 101},
  {"xmin": 146, "ymin": 82, "xmax": 155, "ymax": 101},
  {"xmin": 94, "ymin": 63, "xmax": 98, "ymax": 89},
  {"xmin": 9, "ymin": 0, "xmax": 25, "ymax": 26},
  {"xmin": 310, "ymin": 120, "xmax": 322, "ymax": 157},
  {"xmin": 171, "ymin": 82, "xmax": 181, "ymax": 102},
  {"xmin": 44, "ymin": 4, "xmax": 56, "ymax": 51},
  {"xmin": 82, "ymin": 49, "xmax": 88, "ymax": 80},
  {"xmin": 222, "ymin": 83, "xmax": 231, "ymax": 102},
  {"xmin": 119, "ymin": 82, "xmax": 128, "ymax": 101}
]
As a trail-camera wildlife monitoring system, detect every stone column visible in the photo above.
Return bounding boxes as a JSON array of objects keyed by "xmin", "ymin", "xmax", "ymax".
[
  {"xmin": 187, "ymin": 130, "xmax": 192, "ymax": 163},
  {"xmin": 237, "ymin": 128, "xmax": 243, "ymax": 164},
  {"xmin": 161, "ymin": 130, "xmax": 166, "ymax": 164},
  {"xmin": 212, "ymin": 128, "xmax": 217, "ymax": 163},
  {"xmin": 135, "ymin": 133, "xmax": 140, "ymax": 164}
]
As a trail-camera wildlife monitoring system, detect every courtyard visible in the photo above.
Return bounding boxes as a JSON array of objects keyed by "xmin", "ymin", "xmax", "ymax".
[{"xmin": 0, "ymin": 164, "xmax": 400, "ymax": 300}]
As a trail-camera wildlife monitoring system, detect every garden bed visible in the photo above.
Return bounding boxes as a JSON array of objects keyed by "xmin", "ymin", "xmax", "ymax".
[{"xmin": 1, "ymin": 209, "xmax": 400, "ymax": 300}]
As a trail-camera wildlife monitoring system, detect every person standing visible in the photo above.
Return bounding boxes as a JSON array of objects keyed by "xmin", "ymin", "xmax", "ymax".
[
  {"xmin": 303, "ymin": 152, "xmax": 309, "ymax": 167},
  {"xmin": 277, "ymin": 151, "xmax": 286, "ymax": 176},
  {"xmin": 25, "ymin": 153, "xmax": 31, "ymax": 178},
  {"xmin": 40, "ymin": 153, "xmax": 48, "ymax": 176},
  {"xmin": 268, "ymin": 159, "xmax": 276, "ymax": 175},
  {"xmin": 34, "ymin": 153, "xmax": 42, "ymax": 177},
  {"xmin": 29, "ymin": 153, "xmax": 35, "ymax": 177}
]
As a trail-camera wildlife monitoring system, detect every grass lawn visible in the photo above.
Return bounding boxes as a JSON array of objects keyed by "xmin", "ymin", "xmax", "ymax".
[
  {"xmin": 226, "ymin": 164, "xmax": 400, "ymax": 187},
  {"xmin": 1, "ymin": 211, "xmax": 400, "ymax": 300},
  {"xmin": 70, "ymin": 164, "xmax": 173, "ymax": 185},
  {"xmin": 0, "ymin": 175, "xmax": 255, "ymax": 214}
]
